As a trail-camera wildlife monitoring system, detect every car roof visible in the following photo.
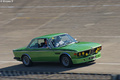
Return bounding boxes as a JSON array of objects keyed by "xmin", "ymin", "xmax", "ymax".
[{"xmin": 34, "ymin": 33, "xmax": 67, "ymax": 39}]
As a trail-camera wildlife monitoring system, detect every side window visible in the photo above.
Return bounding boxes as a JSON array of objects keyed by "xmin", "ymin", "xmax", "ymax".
[
  {"xmin": 29, "ymin": 39, "xmax": 38, "ymax": 48},
  {"xmin": 38, "ymin": 39, "xmax": 43, "ymax": 44},
  {"xmin": 29, "ymin": 38, "xmax": 49, "ymax": 49},
  {"xmin": 38, "ymin": 39, "xmax": 48, "ymax": 48}
]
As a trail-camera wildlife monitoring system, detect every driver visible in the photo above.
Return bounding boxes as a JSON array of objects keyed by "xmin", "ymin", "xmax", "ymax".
[{"xmin": 42, "ymin": 39, "xmax": 47, "ymax": 48}]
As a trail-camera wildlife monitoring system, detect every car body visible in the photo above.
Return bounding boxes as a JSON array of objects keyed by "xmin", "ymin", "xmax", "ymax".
[{"xmin": 13, "ymin": 33, "xmax": 102, "ymax": 67}]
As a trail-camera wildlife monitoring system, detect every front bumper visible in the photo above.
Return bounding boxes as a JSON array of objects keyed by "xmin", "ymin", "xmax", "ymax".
[
  {"xmin": 14, "ymin": 57, "xmax": 21, "ymax": 61},
  {"xmin": 72, "ymin": 52, "xmax": 101, "ymax": 64}
]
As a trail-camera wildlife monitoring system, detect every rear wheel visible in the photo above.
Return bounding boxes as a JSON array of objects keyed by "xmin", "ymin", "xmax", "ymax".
[
  {"xmin": 60, "ymin": 55, "xmax": 72, "ymax": 67},
  {"xmin": 22, "ymin": 56, "xmax": 32, "ymax": 67}
]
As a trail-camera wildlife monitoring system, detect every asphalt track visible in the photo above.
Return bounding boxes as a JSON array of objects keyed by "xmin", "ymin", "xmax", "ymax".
[{"xmin": 0, "ymin": 0, "xmax": 120, "ymax": 74}]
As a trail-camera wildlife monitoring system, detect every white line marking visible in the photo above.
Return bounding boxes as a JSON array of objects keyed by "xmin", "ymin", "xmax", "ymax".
[
  {"xmin": 103, "ymin": 4, "xmax": 120, "ymax": 7},
  {"xmin": 11, "ymin": 17, "xmax": 16, "ymax": 21},
  {"xmin": 0, "ymin": 53, "xmax": 10, "ymax": 54},
  {"xmin": 1, "ymin": 17, "xmax": 17, "ymax": 25},
  {"xmin": 104, "ymin": 12, "xmax": 114, "ymax": 15},
  {"xmin": 0, "ymin": 5, "xmax": 94, "ymax": 8},
  {"xmin": 84, "ymin": 23, "xmax": 95, "ymax": 27},
  {"xmin": 3, "ymin": 20, "xmax": 11, "ymax": 25},
  {"xmin": 16, "ymin": 13, "xmax": 25, "ymax": 17},
  {"xmin": 34, "ymin": 13, "xmax": 65, "ymax": 30},
  {"xmin": 35, "ymin": 5, "xmax": 95, "ymax": 8},
  {"xmin": 0, "ymin": 61, "xmax": 21, "ymax": 65},
  {"xmin": 97, "ymin": 63, "xmax": 120, "ymax": 65},
  {"xmin": 0, "ymin": 63, "xmax": 5, "ymax": 65},
  {"xmin": 0, "ymin": 4, "xmax": 120, "ymax": 8},
  {"xmin": 0, "ymin": 61, "xmax": 21, "ymax": 63}
]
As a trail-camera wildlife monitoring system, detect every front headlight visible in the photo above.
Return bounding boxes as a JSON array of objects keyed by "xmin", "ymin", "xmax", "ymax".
[
  {"xmin": 95, "ymin": 46, "xmax": 102, "ymax": 54},
  {"xmin": 77, "ymin": 50, "xmax": 91, "ymax": 57},
  {"xmin": 95, "ymin": 50, "xmax": 98, "ymax": 53},
  {"xmin": 79, "ymin": 52, "xmax": 81, "ymax": 56},
  {"xmin": 85, "ymin": 53, "xmax": 89, "ymax": 56},
  {"xmin": 82, "ymin": 52, "xmax": 85, "ymax": 56},
  {"xmin": 97, "ymin": 47, "xmax": 99, "ymax": 51}
]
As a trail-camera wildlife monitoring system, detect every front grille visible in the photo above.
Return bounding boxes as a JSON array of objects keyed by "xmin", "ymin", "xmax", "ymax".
[
  {"xmin": 77, "ymin": 46, "xmax": 102, "ymax": 57},
  {"xmin": 90, "ymin": 48, "xmax": 96, "ymax": 55}
]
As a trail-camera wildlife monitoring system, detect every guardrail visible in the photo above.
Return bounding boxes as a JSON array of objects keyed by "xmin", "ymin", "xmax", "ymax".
[{"xmin": 0, "ymin": 70, "xmax": 119, "ymax": 80}]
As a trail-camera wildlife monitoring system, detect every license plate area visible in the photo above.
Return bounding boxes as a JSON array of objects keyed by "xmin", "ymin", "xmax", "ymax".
[{"xmin": 89, "ymin": 56, "xmax": 96, "ymax": 60}]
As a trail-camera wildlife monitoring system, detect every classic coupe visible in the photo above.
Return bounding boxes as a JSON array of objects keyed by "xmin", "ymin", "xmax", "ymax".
[{"xmin": 13, "ymin": 33, "xmax": 102, "ymax": 67}]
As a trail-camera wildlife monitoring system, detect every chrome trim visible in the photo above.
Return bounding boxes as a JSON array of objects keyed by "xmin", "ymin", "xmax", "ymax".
[{"xmin": 14, "ymin": 50, "xmax": 75, "ymax": 52}]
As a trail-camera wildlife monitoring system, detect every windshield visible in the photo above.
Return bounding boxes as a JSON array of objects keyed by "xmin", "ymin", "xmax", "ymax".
[{"xmin": 51, "ymin": 34, "xmax": 77, "ymax": 48}]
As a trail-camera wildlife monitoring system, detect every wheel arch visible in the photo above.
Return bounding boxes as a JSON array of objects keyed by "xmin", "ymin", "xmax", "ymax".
[
  {"xmin": 21, "ymin": 53, "xmax": 31, "ymax": 60},
  {"xmin": 59, "ymin": 52, "xmax": 71, "ymax": 62}
]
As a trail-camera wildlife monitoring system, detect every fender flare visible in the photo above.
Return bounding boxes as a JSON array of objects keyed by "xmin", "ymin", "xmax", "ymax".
[
  {"xmin": 21, "ymin": 53, "xmax": 31, "ymax": 60},
  {"xmin": 59, "ymin": 52, "xmax": 71, "ymax": 62}
]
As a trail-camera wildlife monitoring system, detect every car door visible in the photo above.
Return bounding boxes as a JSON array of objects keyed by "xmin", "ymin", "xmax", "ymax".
[{"xmin": 27, "ymin": 38, "xmax": 59, "ymax": 62}]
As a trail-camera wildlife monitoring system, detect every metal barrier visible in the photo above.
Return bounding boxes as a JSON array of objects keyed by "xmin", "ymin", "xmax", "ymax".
[{"xmin": 0, "ymin": 70, "xmax": 119, "ymax": 80}]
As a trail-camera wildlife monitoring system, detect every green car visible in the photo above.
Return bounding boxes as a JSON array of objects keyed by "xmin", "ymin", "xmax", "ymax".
[{"xmin": 13, "ymin": 33, "xmax": 102, "ymax": 67}]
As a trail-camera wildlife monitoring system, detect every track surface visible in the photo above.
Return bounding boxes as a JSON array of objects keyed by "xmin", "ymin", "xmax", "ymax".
[{"xmin": 0, "ymin": 0, "xmax": 120, "ymax": 74}]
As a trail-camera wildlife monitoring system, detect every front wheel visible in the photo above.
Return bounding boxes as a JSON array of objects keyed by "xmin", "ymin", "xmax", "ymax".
[
  {"xmin": 60, "ymin": 55, "xmax": 72, "ymax": 67},
  {"xmin": 22, "ymin": 56, "xmax": 32, "ymax": 67}
]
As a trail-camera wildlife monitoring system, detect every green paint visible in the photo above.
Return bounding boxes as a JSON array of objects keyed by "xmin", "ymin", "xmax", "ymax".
[{"xmin": 13, "ymin": 33, "xmax": 102, "ymax": 64}]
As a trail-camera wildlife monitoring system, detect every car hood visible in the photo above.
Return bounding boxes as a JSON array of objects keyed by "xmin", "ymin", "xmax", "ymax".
[{"xmin": 56, "ymin": 42, "xmax": 101, "ymax": 52}]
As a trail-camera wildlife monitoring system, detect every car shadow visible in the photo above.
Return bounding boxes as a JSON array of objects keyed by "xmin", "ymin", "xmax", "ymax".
[{"xmin": 0, "ymin": 62, "xmax": 96, "ymax": 73}]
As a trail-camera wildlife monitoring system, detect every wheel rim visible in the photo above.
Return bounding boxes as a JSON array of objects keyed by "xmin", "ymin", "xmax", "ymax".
[
  {"xmin": 23, "ymin": 56, "xmax": 30, "ymax": 65},
  {"xmin": 62, "ymin": 57, "xmax": 69, "ymax": 66}
]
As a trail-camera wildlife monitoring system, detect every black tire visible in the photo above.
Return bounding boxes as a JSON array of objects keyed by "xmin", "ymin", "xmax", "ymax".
[
  {"xmin": 60, "ymin": 55, "xmax": 72, "ymax": 67},
  {"xmin": 22, "ymin": 56, "xmax": 32, "ymax": 67}
]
